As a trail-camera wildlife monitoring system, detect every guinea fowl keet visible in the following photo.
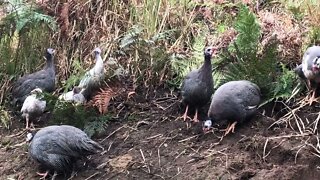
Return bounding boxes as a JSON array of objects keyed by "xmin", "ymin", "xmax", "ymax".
[
  {"xmin": 12, "ymin": 48, "xmax": 55, "ymax": 106},
  {"xmin": 21, "ymin": 88, "xmax": 46, "ymax": 129},
  {"xmin": 180, "ymin": 46, "xmax": 216, "ymax": 122},
  {"xmin": 204, "ymin": 80, "xmax": 261, "ymax": 136},
  {"xmin": 78, "ymin": 47, "xmax": 105, "ymax": 100},
  {"xmin": 59, "ymin": 86, "xmax": 86, "ymax": 105},
  {"xmin": 296, "ymin": 46, "xmax": 320, "ymax": 105},
  {"xmin": 27, "ymin": 125, "xmax": 104, "ymax": 179}
]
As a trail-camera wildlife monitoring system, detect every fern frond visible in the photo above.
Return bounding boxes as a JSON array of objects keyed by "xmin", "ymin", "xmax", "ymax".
[
  {"xmin": 215, "ymin": 4, "xmax": 298, "ymax": 102},
  {"xmin": 88, "ymin": 88, "xmax": 115, "ymax": 114},
  {"xmin": 5, "ymin": 0, "xmax": 57, "ymax": 33}
]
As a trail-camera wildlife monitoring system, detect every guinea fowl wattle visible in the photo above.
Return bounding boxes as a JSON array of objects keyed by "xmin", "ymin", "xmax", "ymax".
[
  {"xmin": 295, "ymin": 46, "xmax": 320, "ymax": 105},
  {"xmin": 12, "ymin": 48, "xmax": 55, "ymax": 106},
  {"xmin": 204, "ymin": 80, "xmax": 261, "ymax": 136},
  {"xmin": 27, "ymin": 125, "xmax": 104, "ymax": 179},
  {"xmin": 180, "ymin": 46, "xmax": 216, "ymax": 122}
]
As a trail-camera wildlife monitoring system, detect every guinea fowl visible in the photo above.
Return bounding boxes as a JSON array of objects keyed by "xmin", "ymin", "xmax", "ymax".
[
  {"xmin": 180, "ymin": 46, "xmax": 216, "ymax": 122},
  {"xmin": 27, "ymin": 125, "xmax": 104, "ymax": 179},
  {"xmin": 296, "ymin": 46, "xmax": 320, "ymax": 105},
  {"xmin": 204, "ymin": 80, "xmax": 261, "ymax": 136},
  {"xmin": 78, "ymin": 47, "xmax": 105, "ymax": 100},
  {"xmin": 12, "ymin": 48, "xmax": 55, "ymax": 106},
  {"xmin": 58, "ymin": 86, "xmax": 86, "ymax": 104},
  {"xmin": 21, "ymin": 88, "xmax": 46, "ymax": 129}
]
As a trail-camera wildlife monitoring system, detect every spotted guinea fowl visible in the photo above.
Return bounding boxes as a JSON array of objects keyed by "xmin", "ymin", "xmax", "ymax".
[
  {"xmin": 180, "ymin": 46, "xmax": 216, "ymax": 122},
  {"xmin": 78, "ymin": 47, "xmax": 105, "ymax": 100},
  {"xmin": 27, "ymin": 125, "xmax": 104, "ymax": 179},
  {"xmin": 12, "ymin": 48, "xmax": 55, "ymax": 106},
  {"xmin": 59, "ymin": 86, "xmax": 86, "ymax": 104},
  {"xmin": 21, "ymin": 88, "xmax": 46, "ymax": 129},
  {"xmin": 295, "ymin": 46, "xmax": 320, "ymax": 105},
  {"xmin": 203, "ymin": 80, "xmax": 261, "ymax": 136}
]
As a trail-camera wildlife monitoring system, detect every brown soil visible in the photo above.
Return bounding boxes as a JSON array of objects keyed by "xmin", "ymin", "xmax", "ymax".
[{"xmin": 1, "ymin": 90, "xmax": 320, "ymax": 180}]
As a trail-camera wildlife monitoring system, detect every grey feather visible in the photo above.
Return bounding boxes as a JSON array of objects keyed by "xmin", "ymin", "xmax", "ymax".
[
  {"xmin": 29, "ymin": 125, "xmax": 103, "ymax": 174},
  {"xmin": 207, "ymin": 80, "xmax": 261, "ymax": 126},
  {"xmin": 12, "ymin": 48, "xmax": 56, "ymax": 106},
  {"xmin": 181, "ymin": 47, "xmax": 214, "ymax": 109},
  {"xmin": 301, "ymin": 46, "xmax": 320, "ymax": 82}
]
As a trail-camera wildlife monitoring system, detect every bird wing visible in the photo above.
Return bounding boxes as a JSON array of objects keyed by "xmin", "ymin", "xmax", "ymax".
[{"xmin": 46, "ymin": 126, "xmax": 103, "ymax": 157}]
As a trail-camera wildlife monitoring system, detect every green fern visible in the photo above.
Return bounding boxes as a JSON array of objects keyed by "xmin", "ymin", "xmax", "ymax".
[
  {"xmin": 5, "ymin": 0, "xmax": 57, "ymax": 32},
  {"xmin": 216, "ymin": 4, "xmax": 298, "ymax": 102}
]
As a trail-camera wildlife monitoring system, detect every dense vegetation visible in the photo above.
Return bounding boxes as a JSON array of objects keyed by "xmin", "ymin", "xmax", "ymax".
[{"xmin": 0, "ymin": 0, "xmax": 319, "ymax": 136}]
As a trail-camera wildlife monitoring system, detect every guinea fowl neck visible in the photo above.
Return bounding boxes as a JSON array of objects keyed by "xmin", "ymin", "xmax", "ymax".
[
  {"xmin": 200, "ymin": 54, "xmax": 212, "ymax": 75},
  {"xmin": 45, "ymin": 53, "xmax": 54, "ymax": 70},
  {"xmin": 94, "ymin": 53, "xmax": 104, "ymax": 71}
]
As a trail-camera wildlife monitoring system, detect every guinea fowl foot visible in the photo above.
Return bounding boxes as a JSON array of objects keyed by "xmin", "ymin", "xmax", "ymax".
[
  {"xmin": 180, "ymin": 106, "xmax": 192, "ymax": 121},
  {"xmin": 223, "ymin": 122, "xmax": 237, "ymax": 136},
  {"xmin": 305, "ymin": 90, "xmax": 319, "ymax": 106},
  {"xmin": 192, "ymin": 109, "xmax": 199, "ymax": 123},
  {"xmin": 36, "ymin": 171, "xmax": 49, "ymax": 180}
]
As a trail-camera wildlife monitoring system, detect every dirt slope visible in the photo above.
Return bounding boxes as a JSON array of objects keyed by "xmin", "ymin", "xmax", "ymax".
[{"xmin": 1, "ymin": 91, "xmax": 320, "ymax": 180}]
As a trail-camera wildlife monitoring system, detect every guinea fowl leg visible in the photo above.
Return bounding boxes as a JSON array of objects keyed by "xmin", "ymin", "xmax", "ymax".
[
  {"xmin": 25, "ymin": 114, "xmax": 29, "ymax": 129},
  {"xmin": 36, "ymin": 171, "xmax": 49, "ymax": 180},
  {"xmin": 182, "ymin": 106, "xmax": 189, "ymax": 121},
  {"xmin": 223, "ymin": 121, "xmax": 238, "ymax": 136},
  {"xmin": 305, "ymin": 81, "xmax": 319, "ymax": 105},
  {"xmin": 192, "ymin": 108, "xmax": 199, "ymax": 122},
  {"xmin": 51, "ymin": 171, "xmax": 58, "ymax": 180},
  {"xmin": 30, "ymin": 122, "xmax": 36, "ymax": 130},
  {"xmin": 308, "ymin": 89, "xmax": 317, "ymax": 105}
]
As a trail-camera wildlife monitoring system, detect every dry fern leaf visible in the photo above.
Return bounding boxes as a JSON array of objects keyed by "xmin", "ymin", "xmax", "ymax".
[{"xmin": 90, "ymin": 88, "xmax": 115, "ymax": 114}]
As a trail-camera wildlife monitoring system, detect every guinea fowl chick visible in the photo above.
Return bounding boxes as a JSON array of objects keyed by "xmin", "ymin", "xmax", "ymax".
[
  {"xmin": 204, "ymin": 80, "xmax": 261, "ymax": 136},
  {"xmin": 27, "ymin": 125, "xmax": 104, "ymax": 179},
  {"xmin": 12, "ymin": 48, "xmax": 55, "ymax": 106},
  {"xmin": 59, "ymin": 86, "xmax": 86, "ymax": 105},
  {"xmin": 298, "ymin": 46, "xmax": 320, "ymax": 105},
  {"xmin": 21, "ymin": 88, "xmax": 46, "ymax": 129},
  {"xmin": 78, "ymin": 47, "xmax": 105, "ymax": 100},
  {"xmin": 180, "ymin": 46, "xmax": 217, "ymax": 122}
]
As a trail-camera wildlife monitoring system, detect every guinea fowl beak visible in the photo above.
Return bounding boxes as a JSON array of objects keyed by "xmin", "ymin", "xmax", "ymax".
[
  {"xmin": 312, "ymin": 65, "xmax": 320, "ymax": 72},
  {"xmin": 211, "ymin": 47, "xmax": 218, "ymax": 56},
  {"xmin": 203, "ymin": 127, "xmax": 211, "ymax": 134}
]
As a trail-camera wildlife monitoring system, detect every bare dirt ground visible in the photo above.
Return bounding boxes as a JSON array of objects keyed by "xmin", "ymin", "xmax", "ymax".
[{"xmin": 1, "ymin": 89, "xmax": 320, "ymax": 180}]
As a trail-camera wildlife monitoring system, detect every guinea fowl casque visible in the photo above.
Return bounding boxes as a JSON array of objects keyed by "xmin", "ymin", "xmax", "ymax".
[
  {"xmin": 12, "ymin": 48, "xmax": 55, "ymax": 106},
  {"xmin": 21, "ymin": 88, "xmax": 46, "ymax": 129},
  {"xmin": 78, "ymin": 47, "xmax": 105, "ymax": 100},
  {"xmin": 204, "ymin": 80, "xmax": 261, "ymax": 136},
  {"xmin": 295, "ymin": 46, "xmax": 320, "ymax": 105},
  {"xmin": 58, "ymin": 86, "xmax": 86, "ymax": 105},
  {"xmin": 180, "ymin": 46, "xmax": 216, "ymax": 122},
  {"xmin": 27, "ymin": 125, "xmax": 104, "ymax": 179}
]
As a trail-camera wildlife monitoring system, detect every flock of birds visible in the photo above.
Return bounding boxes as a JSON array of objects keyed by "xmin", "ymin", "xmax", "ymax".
[
  {"xmin": 7, "ymin": 44, "xmax": 320, "ymax": 179},
  {"xmin": 10, "ymin": 47, "xmax": 105, "ymax": 179}
]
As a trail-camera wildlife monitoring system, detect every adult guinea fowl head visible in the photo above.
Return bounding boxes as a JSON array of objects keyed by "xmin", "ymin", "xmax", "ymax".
[
  {"xmin": 180, "ymin": 46, "xmax": 217, "ymax": 122},
  {"xmin": 297, "ymin": 46, "xmax": 320, "ymax": 105},
  {"xmin": 203, "ymin": 80, "xmax": 261, "ymax": 136},
  {"xmin": 12, "ymin": 48, "xmax": 56, "ymax": 106},
  {"xmin": 27, "ymin": 125, "xmax": 104, "ymax": 179}
]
